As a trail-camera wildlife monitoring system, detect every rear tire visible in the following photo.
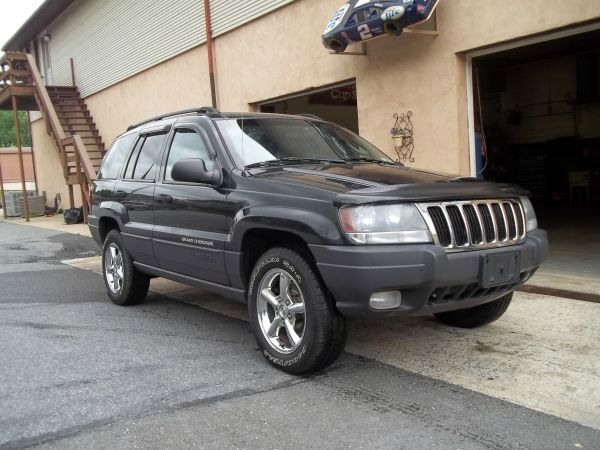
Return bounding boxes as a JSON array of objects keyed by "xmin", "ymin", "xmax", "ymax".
[
  {"xmin": 434, "ymin": 293, "xmax": 513, "ymax": 328},
  {"xmin": 102, "ymin": 230, "xmax": 150, "ymax": 306},
  {"xmin": 248, "ymin": 247, "xmax": 346, "ymax": 375},
  {"xmin": 384, "ymin": 21, "xmax": 403, "ymax": 36}
]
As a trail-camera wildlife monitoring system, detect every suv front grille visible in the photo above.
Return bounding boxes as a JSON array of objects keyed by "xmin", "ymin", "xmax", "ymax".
[{"xmin": 417, "ymin": 199, "xmax": 526, "ymax": 251}]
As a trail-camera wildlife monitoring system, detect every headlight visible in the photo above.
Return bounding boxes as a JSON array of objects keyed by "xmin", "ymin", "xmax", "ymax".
[
  {"xmin": 338, "ymin": 204, "xmax": 432, "ymax": 245},
  {"xmin": 520, "ymin": 197, "xmax": 538, "ymax": 231}
]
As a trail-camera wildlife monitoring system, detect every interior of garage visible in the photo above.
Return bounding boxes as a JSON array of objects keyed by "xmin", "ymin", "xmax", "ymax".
[
  {"xmin": 473, "ymin": 29, "xmax": 600, "ymax": 290},
  {"xmin": 259, "ymin": 82, "xmax": 359, "ymax": 133}
]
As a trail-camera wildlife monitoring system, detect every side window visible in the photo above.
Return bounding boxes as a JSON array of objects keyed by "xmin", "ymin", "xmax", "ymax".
[
  {"xmin": 98, "ymin": 133, "xmax": 136, "ymax": 179},
  {"xmin": 123, "ymin": 133, "xmax": 167, "ymax": 181},
  {"xmin": 346, "ymin": 13, "xmax": 358, "ymax": 26},
  {"xmin": 165, "ymin": 129, "xmax": 214, "ymax": 182},
  {"xmin": 365, "ymin": 7, "xmax": 382, "ymax": 20}
]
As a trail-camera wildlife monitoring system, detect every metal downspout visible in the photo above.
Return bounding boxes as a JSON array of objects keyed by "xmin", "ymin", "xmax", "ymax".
[{"xmin": 203, "ymin": 0, "xmax": 217, "ymax": 108}]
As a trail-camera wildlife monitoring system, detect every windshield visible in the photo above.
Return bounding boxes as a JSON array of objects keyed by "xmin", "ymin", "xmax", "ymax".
[{"xmin": 215, "ymin": 117, "xmax": 394, "ymax": 168}]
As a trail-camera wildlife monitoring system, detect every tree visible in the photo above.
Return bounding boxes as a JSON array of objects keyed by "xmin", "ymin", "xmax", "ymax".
[{"xmin": 0, "ymin": 110, "xmax": 32, "ymax": 147}]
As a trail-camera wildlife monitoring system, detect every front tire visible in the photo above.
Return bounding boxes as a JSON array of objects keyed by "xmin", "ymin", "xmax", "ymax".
[
  {"xmin": 102, "ymin": 230, "xmax": 150, "ymax": 306},
  {"xmin": 434, "ymin": 293, "xmax": 513, "ymax": 328},
  {"xmin": 327, "ymin": 36, "xmax": 348, "ymax": 53},
  {"xmin": 248, "ymin": 247, "xmax": 346, "ymax": 375}
]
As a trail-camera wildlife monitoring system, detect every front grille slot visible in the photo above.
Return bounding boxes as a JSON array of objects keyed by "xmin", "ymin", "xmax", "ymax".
[
  {"xmin": 446, "ymin": 205, "xmax": 468, "ymax": 246},
  {"xmin": 463, "ymin": 204, "xmax": 483, "ymax": 244},
  {"xmin": 513, "ymin": 203, "xmax": 525, "ymax": 237},
  {"xmin": 418, "ymin": 199, "xmax": 526, "ymax": 252},
  {"xmin": 428, "ymin": 206, "xmax": 451, "ymax": 247},
  {"xmin": 503, "ymin": 202, "xmax": 517, "ymax": 240},
  {"xmin": 478, "ymin": 204, "xmax": 495, "ymax": 243},
  {"xmin": 491, "ymin": 203, "xmax": 507, "ymax": 241}
]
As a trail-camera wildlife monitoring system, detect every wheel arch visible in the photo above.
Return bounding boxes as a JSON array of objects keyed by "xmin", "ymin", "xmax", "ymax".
[{"xmin": 98, "ymin": 216, "xmax": 121, "ymax": 243}]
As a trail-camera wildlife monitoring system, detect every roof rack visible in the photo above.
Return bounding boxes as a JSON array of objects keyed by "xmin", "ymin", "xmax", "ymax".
[{"xmin": 127, "ymin": 107, "xmax": 223, "ymax": 131}]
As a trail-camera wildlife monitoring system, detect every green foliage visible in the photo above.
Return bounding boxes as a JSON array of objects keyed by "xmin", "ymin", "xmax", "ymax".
[{"xmin": 0, "ymin": 110, "xmax": 32, "ymax": 147}]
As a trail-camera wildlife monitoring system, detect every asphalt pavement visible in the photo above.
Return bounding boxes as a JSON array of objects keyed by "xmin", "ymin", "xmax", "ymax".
[{"xmin": 0, "ymin": 221, "xmax": 598, "ymax": 449}]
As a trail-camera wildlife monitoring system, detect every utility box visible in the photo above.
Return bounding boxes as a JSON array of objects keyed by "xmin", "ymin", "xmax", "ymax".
[
  {"xmin": 19, "ymin": 195, "xmax": 45, "ymax": 217},
  {"xmin": 4, "ymin": 191, "xmax": 37, "ymax": 217}
]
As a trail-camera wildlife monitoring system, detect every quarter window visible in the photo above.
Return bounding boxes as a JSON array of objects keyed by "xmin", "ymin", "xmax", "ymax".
[
  {"xmin": 165, "ymin": 129, "xmax": 214, "ymax": 182},
  {"xmin": 98, "ymin": 133, "xmax": 136, "ymax": 179}
]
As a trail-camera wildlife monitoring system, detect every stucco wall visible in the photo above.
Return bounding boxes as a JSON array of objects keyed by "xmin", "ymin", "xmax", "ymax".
[
  {"xmin": 80, "ymin": 0, "xmax": 600, "ymax": 176},
  {"xmin": 30, "ymin": 120, "xmax": 82, "ymax": 208},
  {"xmin": 33, "ymin": 0, "xmax": 600, "ymax": 197}
]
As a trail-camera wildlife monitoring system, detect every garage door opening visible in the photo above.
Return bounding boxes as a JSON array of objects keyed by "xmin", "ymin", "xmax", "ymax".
[
  {"xmin": 258, "ymin": 82, "xmax": 359, "ymax": 133},
  {"xmin": 472, "ymin": 28, "xmax": 600, "ymax": 292}
]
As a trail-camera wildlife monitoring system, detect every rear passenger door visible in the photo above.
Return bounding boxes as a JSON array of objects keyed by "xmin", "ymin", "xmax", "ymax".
[
  {"xmin": 116, "ymin": 128, "xmax": 169, "ymax": 267},
  {"xmin": 153, "ymin": 124, "xmax": 230, "ymax": 284}
]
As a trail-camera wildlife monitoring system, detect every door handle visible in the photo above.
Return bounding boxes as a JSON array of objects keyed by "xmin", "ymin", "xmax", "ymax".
[
  {"xmin": 156, "ymin": 194, "xmax": 173, "ymax": 203},
  {"xmin": 114, "ymin": 190, "xmax": 127, "ymax": 198}
]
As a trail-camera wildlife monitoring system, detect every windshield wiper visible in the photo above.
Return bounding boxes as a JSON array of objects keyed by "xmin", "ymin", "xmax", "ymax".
[
  {"xmin": 346, "ymin": 157, "xmax": 402, "ymax": 166},
  {"xmin": 244, "ymin": 157, "xmax": 347, "ymax": 169}
]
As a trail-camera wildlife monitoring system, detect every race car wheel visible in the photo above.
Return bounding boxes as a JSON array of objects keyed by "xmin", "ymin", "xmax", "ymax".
[
  {"xmin": 384, "ymin": 21, "xmax": 403, "ymax": 36},
  {"xmin": 328, "ymin": 37, "xmax": 348, "ymax": 53}
]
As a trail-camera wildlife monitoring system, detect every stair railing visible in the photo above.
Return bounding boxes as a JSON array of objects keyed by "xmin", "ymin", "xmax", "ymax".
[{"xmin": 24, "ymin": 53, "xmax": 96, "ymax": 221}]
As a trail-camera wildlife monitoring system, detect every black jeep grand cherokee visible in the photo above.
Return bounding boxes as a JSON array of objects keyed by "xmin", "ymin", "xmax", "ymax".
[{"xmin": 89, "ymin": 107, "xmax": 548, "ymax": 374}]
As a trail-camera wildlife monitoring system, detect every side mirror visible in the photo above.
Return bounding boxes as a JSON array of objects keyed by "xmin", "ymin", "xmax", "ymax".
[{"xmin": 171, "ymin": 159, "xmax": 222, "ymax": 185}]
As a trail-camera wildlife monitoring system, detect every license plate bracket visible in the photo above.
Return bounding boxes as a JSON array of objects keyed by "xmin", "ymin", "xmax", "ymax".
[{"xmin": 480, "ymin": 251, "xmax": 521, "ymax": 288}]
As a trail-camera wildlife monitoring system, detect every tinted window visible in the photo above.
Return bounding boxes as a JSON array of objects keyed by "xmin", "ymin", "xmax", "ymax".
[
  {"xmin": 98, "ymin": 133, "xmax": 136, "ymax": 179},
  {"xmin": 124, "ymin": 133, "xmax": 167, "ymax": 181},
  {"xmin": 165, "ymin": 129, "xmax": 214, "ymax": 181}
]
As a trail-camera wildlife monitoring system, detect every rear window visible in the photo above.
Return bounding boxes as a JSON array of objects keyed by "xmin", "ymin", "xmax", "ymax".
[{"xmin": 97, "ymin": 133, "xmax": 136, "ymax": 179}]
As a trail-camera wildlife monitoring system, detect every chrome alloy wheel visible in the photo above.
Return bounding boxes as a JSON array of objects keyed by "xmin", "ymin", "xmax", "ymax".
[
  {"xmin": 257, "ymin": 269, "xmax": 306, "ymax": 354},
  {"xmin": 105, "ymin": 243, "xmax": 124, "ymax": 294}
]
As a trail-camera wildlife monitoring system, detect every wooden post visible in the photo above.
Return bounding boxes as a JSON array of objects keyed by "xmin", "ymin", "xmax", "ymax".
[
  {"xmin": 12, "ymin": 96, "xmax": 30, "ymax": 222},
  {"xmin": 68, "ymin": 184, "xmax": 74, "ymax": 209},
  {"xmin": 0, "ymin": 157, "xmax": 7, "ymax": 219}
]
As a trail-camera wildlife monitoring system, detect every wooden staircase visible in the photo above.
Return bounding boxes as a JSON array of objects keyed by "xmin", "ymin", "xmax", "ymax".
[
  {"xmin": 46, "ymin": 86, "xmax": 106, "ymax": 177},
  {"xmin": 0, "ymin": 52, "xmax": 100, "ymax": 221}
]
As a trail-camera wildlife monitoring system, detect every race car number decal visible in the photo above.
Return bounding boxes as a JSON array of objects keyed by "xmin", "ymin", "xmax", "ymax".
[{"xmin": 357, "ymin": 24, "xmax": 373, "ymax": 40}]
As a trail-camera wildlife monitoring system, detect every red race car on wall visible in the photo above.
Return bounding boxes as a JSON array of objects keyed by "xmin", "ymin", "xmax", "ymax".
[{"xmin": 322, "ymin": 0, "xmax": 439, "ymax": 53}]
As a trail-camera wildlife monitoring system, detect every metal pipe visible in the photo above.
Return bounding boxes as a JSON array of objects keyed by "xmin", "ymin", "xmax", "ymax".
[
  {"xmin": 203, "ymin": 0, "xmax": 217, "ymax": 108},
  {"xmin": 12, "ymin": 96, "xmax": 30, "ymax": 222}
]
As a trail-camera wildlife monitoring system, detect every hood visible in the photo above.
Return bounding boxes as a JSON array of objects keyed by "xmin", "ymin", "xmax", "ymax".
[
  {"xmin": 247, "ymin": 163, "xmax": 530, "ymax": 204},
  {"xmin": 249, "ymin": 163, "xmax": 451, "ymax": 189}
]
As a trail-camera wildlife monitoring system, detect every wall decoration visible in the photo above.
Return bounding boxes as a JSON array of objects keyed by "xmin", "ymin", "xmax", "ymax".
[
  {"xmin": 391, "ymin": 111, "xmax": 414, "ymax": 163},
  {"xmin": 322, "ymin": 0, "xmax": 439, "ymax": 53}
]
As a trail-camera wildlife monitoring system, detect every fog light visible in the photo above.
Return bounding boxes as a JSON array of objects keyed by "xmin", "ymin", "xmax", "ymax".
[{"xmin": 369, "ymin": 291, "xmax": 402, "ymax": 310}]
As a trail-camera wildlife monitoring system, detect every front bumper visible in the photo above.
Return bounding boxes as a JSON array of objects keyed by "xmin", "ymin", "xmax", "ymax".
[{"xmin": 309, "ymin": 229, "xmax": 548, "ymax": 319}]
